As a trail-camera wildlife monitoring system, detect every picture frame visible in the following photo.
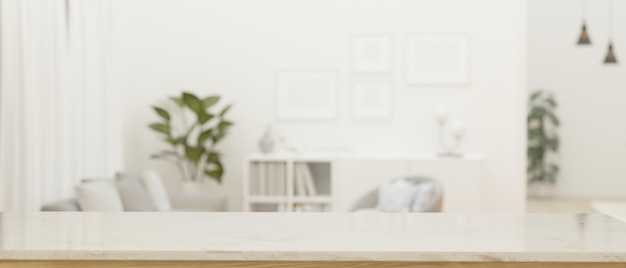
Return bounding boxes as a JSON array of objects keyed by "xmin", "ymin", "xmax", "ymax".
[
  {"xmin": 351, "ymin": 81, "xmax": 392, "ymax": 120},
  {"xmin": 352, "ymin": 34, "xmax": 392, "ymax": 73},
  {"xmin": 276, "ymin": 70, "xmax": 338, "ymax": 120},
  {"xmin": 405, "ymin": 33, "xmax": 469, "ymax": 85}
]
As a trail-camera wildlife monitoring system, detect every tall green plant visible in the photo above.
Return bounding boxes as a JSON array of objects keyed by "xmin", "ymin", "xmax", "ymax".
[
  {"xmin": 527, "ymin": 90, "xmax": 559, "ymax": 184},
  {"xmin": 149, "ymin": 92, "xmax": 233, "ymax": 183}
]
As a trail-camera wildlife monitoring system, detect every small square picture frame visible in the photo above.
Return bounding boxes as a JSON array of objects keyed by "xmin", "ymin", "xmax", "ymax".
[
  {"xmin": 352, "ymin": 34, "xmax": 392, "ymax": 73},
  {"xmin": 351, "ymin": 81, "xmax": 392, "ymax": 120}
]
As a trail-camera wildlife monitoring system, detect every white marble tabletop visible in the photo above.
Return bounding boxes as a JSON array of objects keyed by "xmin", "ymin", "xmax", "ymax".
[{"xmin": 1, "ymin": 212, "xmax": 626, "ymax": 262}]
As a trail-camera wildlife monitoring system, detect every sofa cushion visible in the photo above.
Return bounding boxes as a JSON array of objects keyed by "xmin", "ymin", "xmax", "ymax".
[
  {"xmin": 41, "ymin": 199, "xmax": 81, "ymax": 211},
  {"xmin": 410, "ymin": 180, "xmax": 437, "ymax": 212},
  {"xmin": 141, "ymin": 171, "xmax": 172, "ymax": 211},
  {"xmin": 75, "ymin": 180, "xmax": 124, "ymax": 211},
  {"xmin": 116, "ymin": 173, "xmax": 156, "ymax": 211},
  {"xmin": 376, "ymin": 178, "xmax": 417, "ymax": 212}
]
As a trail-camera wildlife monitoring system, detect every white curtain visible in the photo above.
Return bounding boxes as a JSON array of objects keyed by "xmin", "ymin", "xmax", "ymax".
[{"xmin": 0, "ymin": 0, "xmax": 121, "ymax": 211}]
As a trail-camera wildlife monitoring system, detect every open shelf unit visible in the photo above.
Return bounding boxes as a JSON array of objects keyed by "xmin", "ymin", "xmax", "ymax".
[{"xmin": 243, "ymin": 153, "xmax": 335, "ymax": 212}]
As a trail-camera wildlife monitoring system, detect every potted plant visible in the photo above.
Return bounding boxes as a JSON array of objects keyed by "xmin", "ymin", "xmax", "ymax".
[
  {"xmin": 149, "ymin": 91, "xmax": 233, "ymax": 193},
  {"xmin": 527, "ymin": 90, "xmax": 560, "ymax": 197}
]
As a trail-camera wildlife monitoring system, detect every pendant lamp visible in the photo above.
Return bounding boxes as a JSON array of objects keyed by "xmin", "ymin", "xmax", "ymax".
[
  {"xmin": 604, "ymin": 0, "xmax": 618, "ymax": 64},
  {"xmin": 577, "ymin": 0, "xmax": 591, "ymax": 45}
]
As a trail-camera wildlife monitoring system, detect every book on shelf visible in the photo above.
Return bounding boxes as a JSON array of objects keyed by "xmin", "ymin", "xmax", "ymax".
[
  {"xmin": 293, "ymin": 203, "xmax": 326, "ymax": 212},
  {"xmin": 275, "ymin": 163, "xmax": 281, "ymax": 195},
  {"xmin": 301, "ymin": 163, "xmax": 317, "ymax": 196},
  {"xmin": 250, "ymin": 163, "xmax": 258, "ymax": 195},
  {"xmin": 250, "ymin": 162, "xmax": 287, "ymax": 197},
  {"xmin": 258, "ymin": 162, "xmax": 267, "ymax": 195},
  {"xmin": 265, "ymin": 162, "xmax": 276, "ymax": 196},
  {"xmin": 294, "ymin": 163, "xmax": 307, "ymax": 196},
  {"xmin": 275, "ymin": 162, "xmax": 286, "ymax": 196},
  {"xmin": 294, "ymin": 163, "xmax": 318, "ymax": 197},
  {"xmin": 272, "ymin": 162, "xmax": 282, "ymax": 196}
]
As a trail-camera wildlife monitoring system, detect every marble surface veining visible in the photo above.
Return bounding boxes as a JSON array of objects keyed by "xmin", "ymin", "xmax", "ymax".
[{"xmin": 1, "ymin": 212, "xmax": 626, "ymax": 262}]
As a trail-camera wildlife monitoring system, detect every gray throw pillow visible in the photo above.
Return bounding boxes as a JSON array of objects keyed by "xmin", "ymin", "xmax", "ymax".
[
  {"xmin": 115, "ymin": 173, "xmax": 156, "ymax": 211},
  {"xmin": 410, "ymin": 180, "xmax": 437, "ymax": 212},
  {"xmin": 376, "ymin": 178, "xmax": 417, "ymax": 212}
]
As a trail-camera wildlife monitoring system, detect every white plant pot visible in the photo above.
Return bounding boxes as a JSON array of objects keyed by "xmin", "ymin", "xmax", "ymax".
[
  {"xmin": 527, "ymin": 182, "xmax": 556, "ymax": 198},
  {"xmin": 181, "ymin": 181, "xmax": 203, "ymax": 194}
]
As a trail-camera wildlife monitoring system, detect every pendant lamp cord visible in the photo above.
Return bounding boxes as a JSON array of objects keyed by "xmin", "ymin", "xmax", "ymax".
[
  {"xmin": 609, "ymin": 0, "xmax": 613, "ymax": 41},
  {"xmin": 583, "ymin": 0, "xmax": 588, "ymax": 21},
  {"xmin": 65, "ymin": 0, "xmax": 70, "ymax": 46}
]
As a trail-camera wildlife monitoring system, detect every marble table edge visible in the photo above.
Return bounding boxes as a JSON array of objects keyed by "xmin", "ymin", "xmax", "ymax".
[{"xmin": 1, "ymin": 251, "xmax": 626, "ymax": 262}]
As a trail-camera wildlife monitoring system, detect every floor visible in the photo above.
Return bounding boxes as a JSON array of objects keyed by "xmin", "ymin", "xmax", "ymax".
[
  {"xmin": 526, "ymin": 197, "xmax": 596, "ymax": 213},
  {"xmin": 527, "ymin": 197, "xmax": 626, "ymax": 222}
]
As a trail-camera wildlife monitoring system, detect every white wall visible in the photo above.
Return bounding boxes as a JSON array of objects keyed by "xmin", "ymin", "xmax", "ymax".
[
  {"xmin": 112, "ymin": 0, "xmax": 527, "ymax": 211},
  {"xmin": 529, "ymin": 0, "xmax": 626, "ymax": 198}
]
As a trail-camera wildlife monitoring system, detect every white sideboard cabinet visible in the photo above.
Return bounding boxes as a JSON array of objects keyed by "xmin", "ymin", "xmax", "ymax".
[{"xmin": 244, "ymin": 153, "xmax": 484, "ymax": 212}]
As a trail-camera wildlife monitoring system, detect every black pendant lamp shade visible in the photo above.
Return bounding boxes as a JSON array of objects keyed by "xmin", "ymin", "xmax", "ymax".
[
  {"xmin": 604, "ymin": 42, "xmax": 618, "ymax": 64},
  {"xmin": 604, "ymin": 0, "xmax": 618, "ymax": 64},
  {"xmin": 577, "ymin": 22, "xmax": 592, "ymax": 45},
  {"xmin": 577, "ymin": 0, "xmax": 592, "ymax": 45}
]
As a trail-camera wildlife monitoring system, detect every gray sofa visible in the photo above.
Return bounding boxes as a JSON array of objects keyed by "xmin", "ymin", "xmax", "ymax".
[
  {"xmin": 41, "ymin": 171, "xmax": 229, "ymax": 212},
  {"xmin": 41, "ymin": 192, "xmax": 228, "ymax": 212}
]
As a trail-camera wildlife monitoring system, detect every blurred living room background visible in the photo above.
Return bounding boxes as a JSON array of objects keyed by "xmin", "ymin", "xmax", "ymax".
[{"xmin": 0, "ymin": 0, "xmax": 625, "ymax": 216}]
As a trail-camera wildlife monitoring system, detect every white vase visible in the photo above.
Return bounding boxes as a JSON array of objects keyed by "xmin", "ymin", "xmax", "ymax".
[
  {"xmin": 259, "ymin": 129, "xmax": 275, "ymax": 154},
  {"xmin": 181, "ymin": 181, "xmax": 202, "ymax": 194},
  {"xmin": 527, "ymin": 182, "xmax": 556, "ymax": 198}
]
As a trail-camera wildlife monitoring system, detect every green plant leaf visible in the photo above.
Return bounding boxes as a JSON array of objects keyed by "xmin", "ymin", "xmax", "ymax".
[
  {"xmin": 549, "ymin": 164, "xmax": 559, "ymax": 173},
  {"xmin": 527, "ymin": 147, "xmax": 541, "ymax": 158},
  {"xmin": 198, "ymin": 129, "xmax": 213, "ymax": 145},
  {"xmin": 530, "ymin": 91, "xmax": 542, "ymax": 101},
  {"xmin": 545, "ymin": 172, "xmax": 556, "ymax": 184},
  {"xmin": 212, "ymin": 130, "xmax": 228, "ymax": 144},
  {"xmin": 149, "ymin": 123, "xmax": 170, "ymax": 135},
  {"xmin": 164, "ymin": 137, "xmax": 177, "ymax": 146},
  {"xmin": 185, "ymin": 146, "xmax": 204, "ymax": 164},
  {"xmin": 198, "ymin": 112, "xmax": 214, "ymax": 124},
  {"xmin": 204, "ymin": 163, "xmax": 224, "ymax": 183},
  {"xmin": 219, "ymin": 104, "xmax": 232, "ymax": 117},
  {"xmin": 165, "ymin": 136, "xmax": 187, "ymax": 146},
  {"xmin": 174, "ymin": 136, "xmax": 187, "ymax": 145},
  {"xmin": 217, "ymin": 121, "xmax": 233, "ymax": 131},
  {"xmin": 545, "ymin": 98, "xmax": 557, "ymax": 108},
  {"xmin": 529, "ymin": 106, "xmax": 546, "ymax": 118},
  {"xmin": 527, "ymin": 161, "xmax": 539, "ymax": 172},
  {"xmin": 182, "ymin": 92, "xmax": 203, "ymax": 114},
  {"xmin": 153, "ymin": 106, "xmax": 170, "ymax": 121},
  {"xmin": 548, "ymin": 138, "xmax": 559, "ymax": 152},
  {"xmin": 170, "ymin": 96, "xmax": 184, "ymax": 107},
  {"xmin": 528, "ymin": 129, "xmax": 543, "ymax": 140},
  {"xmin": 151, "ymin": 150, "xmax": 179, "ymax": 159},
  {"xmin": 206, "ymin": 152, "xmax": 220, "ymax": 163},
  {"xmin": 211, "ymin": 121, "xmax": 233, "ymax": 144},
  {"xmin": 547, "ymin": 113, "xmax": 560, "ymax": 126},
  {"xmin": 202, "ymin": 96, "xmax": 220, "ymax": 108}
]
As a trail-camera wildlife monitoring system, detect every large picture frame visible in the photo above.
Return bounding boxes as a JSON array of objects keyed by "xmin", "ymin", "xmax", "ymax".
[{"xmin": 405, "ymin": 33, "xmax": 469, "ymax": 85}]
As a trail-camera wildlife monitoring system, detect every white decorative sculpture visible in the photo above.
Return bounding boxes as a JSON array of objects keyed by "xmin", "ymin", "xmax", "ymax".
[{"xmin": 435, "ymin": 107, "xmax": 466, "ymax": 157}]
